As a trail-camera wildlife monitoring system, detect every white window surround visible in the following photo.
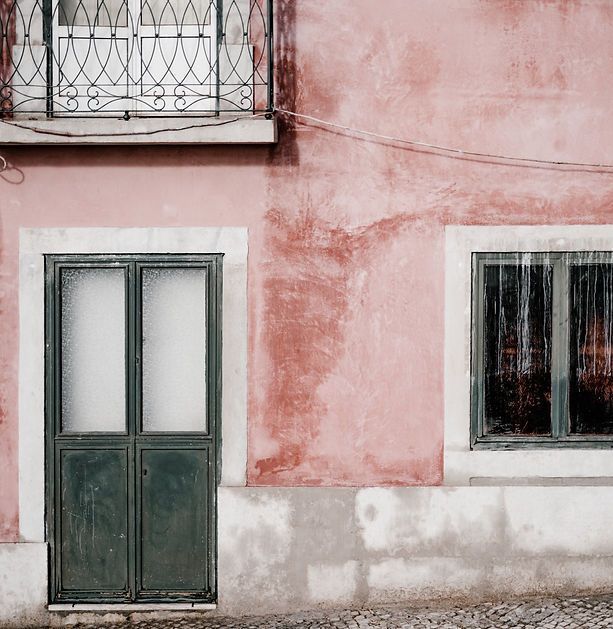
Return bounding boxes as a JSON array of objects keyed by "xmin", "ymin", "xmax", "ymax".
[
  {"xmin": 445, "ymin": 225, "xmax": 613, "ymax": 486},
  {"xmin": 19, "ymin": 226, "xmax": 248, "ymax": 543}
]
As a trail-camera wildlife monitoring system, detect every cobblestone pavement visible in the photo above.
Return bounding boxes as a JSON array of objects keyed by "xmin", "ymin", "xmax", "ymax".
[{"xmin": 56, "ymin": 595, "xmax": 613, "ymax": 628}]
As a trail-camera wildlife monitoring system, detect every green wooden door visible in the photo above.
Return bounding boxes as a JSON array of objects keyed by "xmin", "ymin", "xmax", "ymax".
[{"xmin": 45, "ymin": 255, "xmax": 222, "ymax": 604}]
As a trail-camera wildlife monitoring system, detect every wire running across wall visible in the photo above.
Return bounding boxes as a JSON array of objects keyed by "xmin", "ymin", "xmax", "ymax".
[{"xmin": 275, "ymin": 107, "xmax": 613, "ymax": 172}]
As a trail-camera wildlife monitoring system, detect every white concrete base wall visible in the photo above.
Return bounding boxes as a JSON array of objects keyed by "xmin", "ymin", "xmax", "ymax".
[
  {"xmin": 4, "ymin": 486, "xmax": 613, "ymax": 624},
  {"xmin": 217, "ymin": 486, "xmax": 613, "ymax": 614},
  {"xmin": 0, "ymin": 543, "xmax": 47, "ymax": 626}
]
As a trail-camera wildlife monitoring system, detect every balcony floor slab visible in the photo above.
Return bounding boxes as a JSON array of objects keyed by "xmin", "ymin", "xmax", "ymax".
[{"xmin": 0, "ymin": 115, "xmax": 277, "ymax": 145}]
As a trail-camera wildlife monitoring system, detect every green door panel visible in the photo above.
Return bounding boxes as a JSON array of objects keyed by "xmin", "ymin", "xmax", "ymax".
[
  {"xmin": 59, "ymin": 448, "xmax": 129, "ymax": 593},
  {"xmin": 139, "ymin": 448, "xmax": 209, "ymax": 593}
]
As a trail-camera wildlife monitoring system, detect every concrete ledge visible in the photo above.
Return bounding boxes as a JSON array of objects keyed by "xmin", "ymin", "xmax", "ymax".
[{"xmin": 0, "ymin": 115, "xmax": 277, "ymax": 145}]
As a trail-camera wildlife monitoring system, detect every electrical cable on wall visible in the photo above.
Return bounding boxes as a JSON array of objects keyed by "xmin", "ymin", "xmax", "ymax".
[
  {"xmin": 3, "ymin": 108, "xmax": 613, "ymax": 171},
  {"xmin": 275, "ymin": 107, "xmax": 613, "ymax": 171},
  {"xmin": 0, "ymin": 114, "xmax": 262, "ymax": 139}
]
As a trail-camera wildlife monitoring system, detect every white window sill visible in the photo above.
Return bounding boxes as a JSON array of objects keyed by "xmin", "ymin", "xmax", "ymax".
[
  {"xmin": 48, "ymin": 603, "xmax": 217, "ymax": 611},
  {"xmin": 0, "ymin": 115, "xmax": 277, "ymax": 145},
  {"xmin": 445, "ymin": 448, "xmax": 613, "ymax": 485}
]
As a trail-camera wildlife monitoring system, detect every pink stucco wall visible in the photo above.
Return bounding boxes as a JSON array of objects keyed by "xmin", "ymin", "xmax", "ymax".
[{"xmin": 3, "ymin": 0, "xmax": 613, "ymax": 538}]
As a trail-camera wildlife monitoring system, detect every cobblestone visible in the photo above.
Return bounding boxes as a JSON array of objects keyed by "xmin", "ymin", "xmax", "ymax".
[{"xmin": 45, "ymin": 594, "xmax": 613, "ymax": 628}]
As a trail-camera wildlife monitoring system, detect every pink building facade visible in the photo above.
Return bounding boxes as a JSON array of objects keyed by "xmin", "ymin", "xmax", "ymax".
[{"xmin": 3, "ymin": 0, "xmax": 613, "ymax": 624}]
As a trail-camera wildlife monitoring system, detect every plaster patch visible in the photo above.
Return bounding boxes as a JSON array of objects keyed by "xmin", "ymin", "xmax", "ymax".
[
  {"xmin": 252, "ymin": 211, "xmax": 443, "ymax": 485},
  {"xmin": 489, "ymin": 557, "xmax": 613, "ymax": 596},
  {"xmin": 307, "ymin": 561, "xmax": 359, "ymax": 603},
  {"xmin": 218, "ymin": 489, "xmax": 293, "ymax": 579},
  {"xmin": 504, "ymin": 487, "xmax": 613, "ymax": 556},
  {"xmin": 0, "ymin": 543, "xmax": 47, "ymax": 626},
  {"xmin": 355, "ymin": 487, "xmax": 504, "ymax": 555},
  {"xmin": 367, "ymin": 558, "xmax": 485, "ymax": 600},
  {"xmin": 355, "ymin": 488, "xmax": 403, "ymax": 551}
]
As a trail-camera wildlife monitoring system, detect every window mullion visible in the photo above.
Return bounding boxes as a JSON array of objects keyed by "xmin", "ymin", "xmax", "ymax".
[
  {"xmin": 470, "ymin": 255, "xmax": 485, "ymax": 444},
  {"xmin": 127, "ymin": 260, "xmax": 137, "ymax": 436},
  {"xmin": 551, "ymin": 257, "xmax": 570, "ymax": 439},
  {"xmin": 126, "ymin": 259, "xmax": 137, "ymax": 602}
]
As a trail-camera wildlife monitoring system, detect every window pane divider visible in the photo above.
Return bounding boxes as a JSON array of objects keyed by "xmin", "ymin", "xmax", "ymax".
[
  {"xmin": 551, "ymin": 258, "xmax": 569, "ymax": 439},
  {"xmin": 470, "ymin": 256, "xmax": 486, "ymax": 445}
]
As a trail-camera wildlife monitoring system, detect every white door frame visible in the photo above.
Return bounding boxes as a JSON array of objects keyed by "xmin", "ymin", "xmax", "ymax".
[{"xmin": 18, "ymin": 226, "xmax": 248, "ymax": 544}]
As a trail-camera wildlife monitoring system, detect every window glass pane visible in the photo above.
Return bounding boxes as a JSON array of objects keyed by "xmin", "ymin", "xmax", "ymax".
[
  {"xmin": 569, "ymin": 262, "xmax": 613, "ymax": 434},
  {"xmin": 482, "ymin": 260, "xmax": 553, "ymax": 435},
  {"xmin": 61, "ymin": 268, "xmax": 126, "ymax": 432},
  {"xmin": 142, "ymin": 267, "xmax": 207, "ymax": 432},
  {"xmin": 140, "ymin": 0, "xmax": 212, "ymax": 26},
  {"xmin": 59, "ymin": 0, "xmax": 127, "ymax": 27}
]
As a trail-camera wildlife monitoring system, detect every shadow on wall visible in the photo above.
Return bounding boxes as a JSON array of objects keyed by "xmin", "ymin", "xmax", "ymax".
[
  {"xmin": 268, "ymin": 0, "xmax": 298, "ymax": 168},
  {"xmin": 0, "ymin": 155, "xmax": 24, "ymax": 184},
  {"xmin": 0, "ymin": 143, "xmax": 272, "ymax": 172}
]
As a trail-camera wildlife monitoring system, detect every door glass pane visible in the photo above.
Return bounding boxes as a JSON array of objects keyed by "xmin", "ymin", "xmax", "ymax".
[
  {"xmin": 142, "ymin": 267, "xmax": 207, "ymax": 432},
  {"xmin": 570, "ymin": 262, "xmax": 613, "ymax": 434},
  {"xmin": 482, "ymin": 259, "xmax": 553, "ymax": 435},
  {"xmin": 61, "ymin": 268, "xmax": 126, "ymax": 432}
]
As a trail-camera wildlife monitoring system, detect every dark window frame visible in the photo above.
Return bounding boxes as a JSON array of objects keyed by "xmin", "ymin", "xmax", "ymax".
[{"xmin": 471, "ymin": 251, "xmax": 613, "ymax": 450}]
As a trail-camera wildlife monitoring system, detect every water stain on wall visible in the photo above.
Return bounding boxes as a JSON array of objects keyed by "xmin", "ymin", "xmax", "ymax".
[
  {"xmin": 252, "ymin": 208, "xmax": 443, "ymax": 484},
  {"xmin": 479, "ymin": 0, "xmax": 582, "ymax": 26}
]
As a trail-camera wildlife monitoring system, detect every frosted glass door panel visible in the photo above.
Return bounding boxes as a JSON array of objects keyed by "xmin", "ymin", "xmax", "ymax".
[
  {"xmin": 142, "ymin": 268, "xmax": 207, "ymax": 432},
  {"xmin": 61, "ymin": 268, "xmax": 126, "ymax": 432}
]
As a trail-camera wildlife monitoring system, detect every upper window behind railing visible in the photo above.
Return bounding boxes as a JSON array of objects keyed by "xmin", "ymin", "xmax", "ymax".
[{"xmin": 0, "ymin": 0, "xmax": 273, "ymax": 116}]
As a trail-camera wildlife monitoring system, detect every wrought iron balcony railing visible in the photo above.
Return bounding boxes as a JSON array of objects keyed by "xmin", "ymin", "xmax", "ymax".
[{"xmin": 0, "ymin": 0, "xmax": 273, "ymax": 116}]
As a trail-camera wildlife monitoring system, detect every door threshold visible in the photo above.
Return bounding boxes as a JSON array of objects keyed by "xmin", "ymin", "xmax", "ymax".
[{"xmin": 48, "ymin": 603, "xmax": 217, "ymax": 612}]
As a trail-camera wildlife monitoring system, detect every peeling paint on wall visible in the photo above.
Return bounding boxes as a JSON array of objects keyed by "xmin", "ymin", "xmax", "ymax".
[{"xmin": 249, "ymin": 208, "xmax": 443, "ymax": 485}]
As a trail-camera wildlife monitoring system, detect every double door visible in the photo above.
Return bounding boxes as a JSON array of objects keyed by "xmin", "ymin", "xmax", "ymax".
[{"xmin": 46, "ymin": 254, "xmax": 221, "ymax": 603}]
